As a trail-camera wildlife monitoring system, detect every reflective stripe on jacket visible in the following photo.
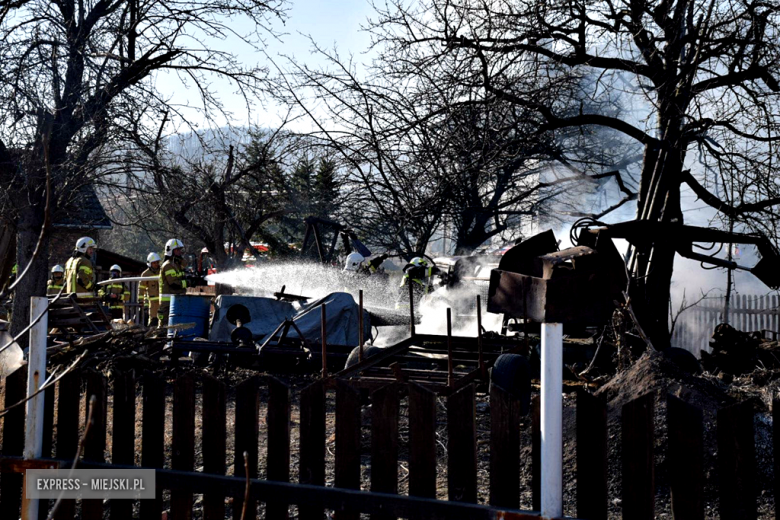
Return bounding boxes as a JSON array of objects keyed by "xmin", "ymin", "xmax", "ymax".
[
  {"xmin": 47, "ymin": 278, "xmax": 64, "ymax": 296},
  {"xmin": 139, "ymin": 267, "xmax": 160, "ymax": 307},
  {"xmin": 159, "ymin": 257, "xmax": 187, "ymax": 302},
  {"xmin": 99, "ymin": 282, "xmax": 129, "ymax": 309},
  {"xmin": 65, "ymin": 255, "xmax": 95, "ymax": 294}
]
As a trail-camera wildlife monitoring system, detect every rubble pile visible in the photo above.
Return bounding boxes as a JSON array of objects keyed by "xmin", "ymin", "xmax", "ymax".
[
  {"xmin": 701, "ymin": 323, "xmax": 780, "ymax": 376},
  {"xmin": 49, "ymin": 325, "xmax": 172, "ymax": 374}
]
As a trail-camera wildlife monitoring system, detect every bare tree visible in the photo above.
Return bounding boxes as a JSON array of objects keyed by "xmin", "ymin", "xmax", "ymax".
[
  {"xmin": 362, "ymin": 0, "xmax": 780, "ymax": 346},
  {"xmin": 0, "ymin": 0, "xmax": 286, "ymax": 334}
]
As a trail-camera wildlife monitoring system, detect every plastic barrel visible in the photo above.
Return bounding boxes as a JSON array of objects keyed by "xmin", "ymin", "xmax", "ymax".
[{"xmin": 167, "ymin": 295, "xmax": 211, "ymax": 340}]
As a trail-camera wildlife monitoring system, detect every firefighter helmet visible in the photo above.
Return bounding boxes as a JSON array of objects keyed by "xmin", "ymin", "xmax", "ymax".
[
  {"xmin": 51, "ymin": 265, "xmax": 64, "ymax": 274},
  {"xmin": 110, "ymin": 264, "xmax": 122, "ymax": 273},
  {"xmin": 147, "ymin": 252, "xmax": 162, "ymax": 267},
  {"xmin": 165, "ymin": 238, "xmax": 185, "ymax": 256},
  {"xmin": 76, "ymin": 236, "xmax": 97, "ymax": 253},
  {"xmin": 409, "ymin": 257, "xmax": 427, "ymax": 267},
  {"xmin": 344, "ymin": 252, "xmax": 365, "ymax": 272}
]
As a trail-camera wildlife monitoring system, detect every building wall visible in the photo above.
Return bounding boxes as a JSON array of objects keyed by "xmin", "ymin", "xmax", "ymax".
[{"xmin": 49, "ymin": 229, "xmax": 87, "ymax": 268}]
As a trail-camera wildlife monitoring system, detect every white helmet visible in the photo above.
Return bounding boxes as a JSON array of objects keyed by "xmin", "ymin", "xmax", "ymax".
[
  {"xmin": 147, "ymin": 252, "xmax": 161, "ymax": 267},
  {"xmin": 51, "ymin": 265, "xmax": 64, "ymax": 274},
  {"xmin": 344, "ymin": 252, "xmax": 365, "ymax": 272},
  {"xmin": 409, "ymin": 256, "xmax": 427, "ymax": 267},
  {"xmin": 76, "ymin": 236, "xmax": 97, "ymax": 253},
  {"xmin": 110, "ymin": 264, "xmax": 122, "ymax": 273},
  {"xmin": 165, "ymin": 238, "xmax": 185, "ymax": 256}
]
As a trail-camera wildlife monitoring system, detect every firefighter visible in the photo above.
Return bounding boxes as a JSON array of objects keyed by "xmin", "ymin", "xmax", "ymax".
[
  {"xmin": 396, "ymin": 256, "xmax": 439, "ymax": 310},
  {"xmin": 139, "ymin": 252, "xmax": 162, "ymax": 327},
  {"xmin": 158, "ymin": 239, "xmax": 188, "ymax": 327},
  {"xmin": 47, "ymin": 265, "xmax": 65, "ymax": 296},
  {"xmin": 64, "ymin": 237, "xmax": 97, "ymax": 297},
  {"xmin": 99, "ymin": 265, "xmax": 129, "ymax": 319},
  {"xmin": 343, "ymin": 252, "xmax": 365, "ymax": 272}
]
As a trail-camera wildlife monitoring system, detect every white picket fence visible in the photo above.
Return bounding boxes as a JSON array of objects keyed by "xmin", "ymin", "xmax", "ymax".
[{"xmin": 671, "ymin": 293, "xmax": 780, "ymax": 355}]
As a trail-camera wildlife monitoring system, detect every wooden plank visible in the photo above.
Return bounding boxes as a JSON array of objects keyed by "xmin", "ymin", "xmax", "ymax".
[
  {"xmin": 489, "ymin": 383, "xmax": 520, "ymax": 509},
  {"xmin": 773, "ymin": 295, "xmax": 779, "ymax": 335},
  {"xmin": 668, "ymin": 394, "xmax": 703, "ymax": 520},
  {"xmin": 576, "ymin": 390, "xmax": 607, "ymax": 520},
  {"xmin": 335, "ymin": 379, "xmax": 362, "ymax": 520},
  {"xmin": 140, "ymin": 372, "xmax": 166, "ymax": 520},
  {"xmin": 447, "ymin": 384, "xmax": 477, "ymax": 503},
  {"xmin": 111, "ymin": 370, "xmax": 136, "ymax": 520},
  {"xmin": 718, "ymin": 400, "xmax": 756, "ymax": 520},
  {"xmin": 408, "ymin": 383, "xmax": 436, "ymax": 500},
  {"xmin": 1, "ymin": 369, "xmax": 27, "ymax": 519},
  {"xmin": 775, "ymin": 399, "xmax": 780, "ymax": 520},
  {"xmin": 621, "ymin": 392, "xmax": 654, "ymax": 520},
  {"xmin": 532, "ymin": 395, "xmax": 540, "ymax": 511},
  {"xmin": 52, "ymin": 370, "xmax": 80, "ymax": 520},
  {"xmin": 171, "ymin": 374, "xmax": 196, "ymax": 520},
  {"xmin": 202, "ymin": 375, "xmax": 227, "ymax": 520},
  {"xmin": 298, "ymin": 380, "xmax": 326, "ymax": 520},
  {"xmin": 742, "ymin": 295, "xmax": 748, "ymax": 331},
  {"xmin": 37, "ymin": 378, "xmax": 56, "ymax": 520},
  {"xmin": 82, "ymin": 370, "xmax": 108, "ymax": 520},
  {"xmin": 234, "ymin": 377, "xmax": 260, "ymax": 520},
  {"xmin": 267, "ymin": 377, "xmax": 291, "ymax": 520},
  {"xmin": 371, "ymin": 383, "xmax": 400, "ymax": 520}
]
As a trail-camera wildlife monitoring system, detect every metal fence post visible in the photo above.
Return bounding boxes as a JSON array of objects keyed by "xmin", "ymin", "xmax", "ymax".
[
  {"xmin": 541, "ymin": 322, "xmax": 563, "ymax": 519},
  {"xmin": 22, "ymin": 296, "xmax": 48, "ymax": 520}
]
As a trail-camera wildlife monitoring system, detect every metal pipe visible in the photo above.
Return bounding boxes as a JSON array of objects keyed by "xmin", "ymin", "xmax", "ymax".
[
  {"xmin": 446, "ymin": 308, "xmax": 453, "ymax": 387},
  {"xmin": 476, "ymin": 296, "xmax": 484, "ymax": 378},
  {"xmin": 408, "ymin": 281, "xmax": 416, "ymax": 337},
  {"xmin": 541, "ymin": 322, "xmax": 563, "ymax": 519},
  {"xmin": 22, "ymin": 297, "xmax": 48, "ymax": 520},
  {"xmin": 358, "ymin": 290, "xmax": 364, "ymax": 362},
  {"xmin": 321, "ymin": 304, "xmax": 327, "ymax": 378}
]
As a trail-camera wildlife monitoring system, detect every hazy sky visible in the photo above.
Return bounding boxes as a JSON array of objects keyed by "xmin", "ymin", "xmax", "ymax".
[{"xmin": 156, "ymin": 0, "xmax": 376, "ymax": 130}]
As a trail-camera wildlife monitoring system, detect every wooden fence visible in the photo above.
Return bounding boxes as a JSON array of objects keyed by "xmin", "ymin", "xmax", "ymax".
[
  {"xmin": 0, "ymin": 370, "xmax": 771, "ymax": 519},
  {"xmin": 672, "ymin": 293, "xmax": 780, "ymax": 354}
]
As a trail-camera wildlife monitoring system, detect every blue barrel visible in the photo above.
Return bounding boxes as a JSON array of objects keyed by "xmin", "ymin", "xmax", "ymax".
[{"xmin": 167, "ymin": 295, "xmax": 211, "ymax": 340}]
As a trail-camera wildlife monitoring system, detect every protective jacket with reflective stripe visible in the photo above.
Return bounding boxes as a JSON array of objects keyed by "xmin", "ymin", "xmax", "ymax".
[
  {"xmin": 47, "ymin": 278, "xmax": 64, "ymax": 296},
  {"xmin": 159, "ymin": 257, "xmax": 187, "ymax": 302},
  {"xmin": 99, "ymin": 282, "xmax": 129, "ymax": 309},
  {"xmin": 64, "ymin": 254, "xmax": 95, "ymax": 294},
  {"xmin": 139, "ymin": 267, "xmax": 160, "ymax": 307}
]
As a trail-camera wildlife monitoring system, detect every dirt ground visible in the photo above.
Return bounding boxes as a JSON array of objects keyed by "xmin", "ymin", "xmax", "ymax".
[{"xmin": 2, "ymin": 349, "xmax": 778, "ymax": 519}]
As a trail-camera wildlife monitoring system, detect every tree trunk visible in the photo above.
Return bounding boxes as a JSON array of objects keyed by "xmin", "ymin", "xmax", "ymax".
[{"xmin": 10, "ymin": 204, "xmax": 49, "ymax": 347}]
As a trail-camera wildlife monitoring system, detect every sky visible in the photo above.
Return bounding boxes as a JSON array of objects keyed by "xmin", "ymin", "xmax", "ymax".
[{"xmin": 155, "ymin": 0, "xmax": 377, "ymax": 131}]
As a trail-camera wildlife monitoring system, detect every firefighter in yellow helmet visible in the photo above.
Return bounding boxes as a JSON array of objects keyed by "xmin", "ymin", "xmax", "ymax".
[
  {"xmin": 395, "ymin": 256, "xmax": 440, "ymax": 310},
  {"xmin": 158, "ymin": 239, "xmax": 188, "ymax": 327},
  {"xmin": 64, "ymin": 237, "xmax": 96, "ymax": 297},
  {"xmin": 47, "ymin": 265, "xmax": 65, "ymax": 296},
  {"xmin": 139, "ymin": 252, "xmax": 162, "ymax": 327},
  {"xmin": 98, "ymin": 265, "xmax": 129, "ymax": 319}
]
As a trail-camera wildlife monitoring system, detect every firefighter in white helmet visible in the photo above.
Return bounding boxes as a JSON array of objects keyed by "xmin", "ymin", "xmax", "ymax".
[
  {"xmin": 47, "ymin": 265, "xmax": 65, "ymax": 296},
  {"xmin": 139, "ymin": 252, "xmax": 162, "ymax": 326},
  {"xmin": 99, "ymin": 264, "xmax": 129, "ymax": 319},
  {"xmin": 158, "ymin": 239, "xmax": 188, "ymax": 327},
  {"xmin": 343, "ymin": 252, "xmax": 365, "ymax": 272},
  {"xmin": 64, "ymin": 237, "xmax": 97, "ymax": 297},
  {"xmin": 396, "ymin": 256, "xmax": 439, "ymax": 310}
]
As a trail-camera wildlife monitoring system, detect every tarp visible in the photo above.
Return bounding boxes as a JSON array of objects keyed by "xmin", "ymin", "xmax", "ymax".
[
  {"xmin": 209, "ymin": 292, "xmax": 372, "ymax": 347},
  {"xmin": 209, "ymin": 295, "xmax": 297, "ymax": 342},
  {"xmin": 287, "ymin": 292, "xmax": 372, "ymax": 347}
]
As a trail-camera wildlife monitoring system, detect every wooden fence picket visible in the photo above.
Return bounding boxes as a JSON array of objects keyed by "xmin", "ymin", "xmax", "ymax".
[
  {"xmin": 335, "ymin": 379, "xmax": 362, "ymax": 520},
  {"xmin": 408, "ymin": 383, "xmax": 436, "ymax": 501},
  {"xmin": 171, "ymin": 373, "xmax": 196, "ymax": 520},
  {"xmin": 447, "ymin": 384, "xmax": 477, "ymax": 504},
  {"xmin": 668, "ymin": 395, "xmax": 703, "ymax": 520},
  {"xmin": 202, "ymin": 374, "xmax": 227, "ymax": 520},
  {"xmin": 111, "ymin": 370, "xmax": 136, "ymax": 520},
  {"xmin": 82, "ymin": 370, "xmax": 108, "ymax": 520},
  {"xmin": 718, "ymin": 400, "xmax": 757, "ymax": 520},
  {"xmin": 622, "ymin": 392, "xmax": 654, "ymax": 520},
  {"xmin": 370, "ymin": 383, "xmax": 400, "ymax": 520},
  {"xmin": 140, "ymin": 371, "xmax": 166, "ymax": 520},
  {"xmin": 489, "ymin": 383, "xmax": 520, "ymax": 509},
  {"xmin": 577, "ymin": 390, "xmax": 607, "ymax": 520},
  {"xmin": 266, "ymin": 377, "xmax": 291, "ymax": 520},
  {"xmin": 234, "ymin": 377, "xmax": 260, "ymax": 520},
  {"xmin": 298, "ymin": 380, "xmax": 326, "ymax": 520}
]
